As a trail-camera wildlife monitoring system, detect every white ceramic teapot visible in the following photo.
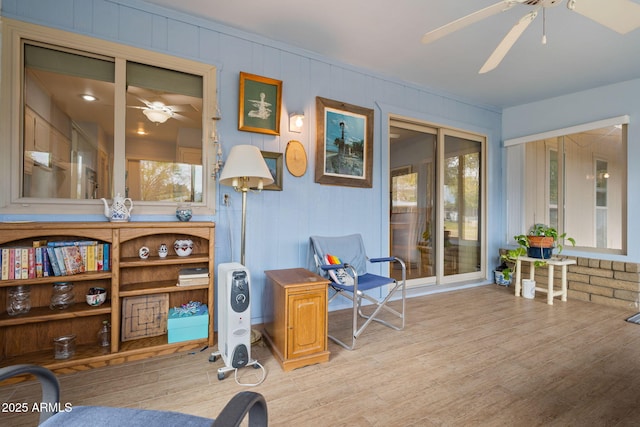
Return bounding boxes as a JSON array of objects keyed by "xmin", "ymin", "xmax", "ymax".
[{"xmin": 101, "ymin": 194, "xmax": 133, "ymax": 222}]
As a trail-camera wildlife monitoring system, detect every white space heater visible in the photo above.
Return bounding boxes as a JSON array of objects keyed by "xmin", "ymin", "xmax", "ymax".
[{"xmin": 210, "ymin": 262, "xmax": 258, "ymax": 380}]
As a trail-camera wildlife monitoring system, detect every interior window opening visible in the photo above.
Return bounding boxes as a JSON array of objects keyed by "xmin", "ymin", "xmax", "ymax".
[
  {"xmin": 509, "ymin": 120, "xmax": 626, "ymax": 254},
  {"xmin": 23, "ymin": 43, "xmax": 115, "ymax": 200},
  {"xmin": 6, "ymin": 21, "xmax": 216, "ymax": 215}
]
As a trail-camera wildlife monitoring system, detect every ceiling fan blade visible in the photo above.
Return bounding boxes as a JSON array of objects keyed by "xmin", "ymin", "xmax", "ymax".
[
  {"xmin": 567, "ymin": 0, "xmax": 640, "ymax": 34},
  {"xmin": 421, "ymin": 1, "xmax": 522, "ymax": 44},
  {"xmin": 479, "ymin": 10, "xmax": 538, "ymax": 74}
]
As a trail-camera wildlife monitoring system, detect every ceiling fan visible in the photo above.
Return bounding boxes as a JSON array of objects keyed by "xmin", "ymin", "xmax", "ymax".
[
  {"xmin": 139, "ymin": 100, "xmax": 175, "ymax": 124},
  {"xmin": 127, "ymin": 87, "xmax": 202, "ymax": 125},
  {"xmin": 421, "ymin": 0, "xmax": 640, "ymax": 73}
]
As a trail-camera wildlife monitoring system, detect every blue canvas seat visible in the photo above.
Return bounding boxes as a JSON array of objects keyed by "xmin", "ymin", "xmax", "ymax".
[
  {"xmin": 310, "ymin": 234, "xmax": 406, "ymax": 350},
  {"xmin": 0, "ymin": 364, "xmax": 268, "ymax": 427}
]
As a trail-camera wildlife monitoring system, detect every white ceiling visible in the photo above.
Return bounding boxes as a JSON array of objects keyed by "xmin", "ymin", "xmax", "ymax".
[{"xmin": 142, "ymin": 0, "xmax": 640, "ymax": 109}]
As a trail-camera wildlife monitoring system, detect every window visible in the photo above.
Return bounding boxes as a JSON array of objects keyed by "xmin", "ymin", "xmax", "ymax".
[
  {"xmin": 0, "ymin": 20, "xmax": 217, "ymax": 216},
  {"xmin": 23, "ymin": 43, "xmax": 115, "ymax": 200},
  {"xmin": 505, "ymin": 117, "xmax": 627, "ymax": 254},
  {"xmin": 595, "ymin": 159, "xmax": 608, "ymax": 248}
]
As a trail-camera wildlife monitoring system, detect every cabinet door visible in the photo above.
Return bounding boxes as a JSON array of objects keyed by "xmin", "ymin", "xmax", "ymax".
[
  {"xmin": 24, "ymin": 108, "xmax": 36, "ymax": 152},
  {"xmin": 34, "ymin": 115, "xmax": 51, "ymax": 152},
  {"xmin": 52, "ymin": 130, "xmax": 70, "ymax": 165},
  {"xmin": 24, "ymin": 108, "xmax": 36, "ymax": 174},
  {"xmin": 177, "ymin": 147, "xmax": 202, "ymax": 165},
  {"xmin": 287, "ymin": 290, "xmax": 326, "ymax": 359}
]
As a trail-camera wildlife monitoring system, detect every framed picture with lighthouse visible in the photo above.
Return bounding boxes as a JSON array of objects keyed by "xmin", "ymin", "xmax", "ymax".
[{"xmin": 315, "ymin": 96, "xmax": 373, "ymax": 188}]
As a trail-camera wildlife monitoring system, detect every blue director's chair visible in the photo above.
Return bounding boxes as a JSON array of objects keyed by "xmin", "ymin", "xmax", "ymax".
[{"xmin": 310, "ymin": 234, "xmax": 406, "ymax": 350}]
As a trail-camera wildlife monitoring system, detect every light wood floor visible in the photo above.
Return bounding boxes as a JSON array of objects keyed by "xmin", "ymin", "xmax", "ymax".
[{"xmin": 3, "ymin": 284, "xmax": 640, "ymax": 426}]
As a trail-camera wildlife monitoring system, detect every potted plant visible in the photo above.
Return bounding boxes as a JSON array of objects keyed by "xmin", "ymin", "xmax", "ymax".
[{"xmin": 500, "ymin": 224, "xmax": 575, "ymax": 280}]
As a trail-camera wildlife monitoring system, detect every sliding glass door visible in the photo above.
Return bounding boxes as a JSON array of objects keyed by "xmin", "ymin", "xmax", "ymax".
[
  {"xmin": 443, "ymin": 132, "xmax": 482, "ymax": 277},
  {"xmin": 390, "ymin": 119, "xmax": 485, "ymax": 285},
  {"xmin": 390, "ymin": 122, "xmax": 436, "ymax": 280}
]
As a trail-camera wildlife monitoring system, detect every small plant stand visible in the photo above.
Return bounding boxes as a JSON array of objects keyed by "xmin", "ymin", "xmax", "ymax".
[{"xmin": 514, "ymin": 256, "xmax": 576, "ymax": 305}]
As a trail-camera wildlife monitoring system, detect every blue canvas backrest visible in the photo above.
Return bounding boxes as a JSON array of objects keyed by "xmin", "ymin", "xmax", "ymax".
[{"xmin": 310, "ymin": 234, "xmax": 368, "ymax": 276}]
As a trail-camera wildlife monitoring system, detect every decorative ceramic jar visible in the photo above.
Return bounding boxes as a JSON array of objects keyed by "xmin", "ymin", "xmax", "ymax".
[
  {"xmin": 174, "ymin": 239, "xmax": 193, "ymax": 257},
  {"xmin": 158, "ymin": 243, "xmax": 168, "ymax": 258},
  {"xmin": 139, "ymin": 246, "xmax": 150, "ymax": 259}
]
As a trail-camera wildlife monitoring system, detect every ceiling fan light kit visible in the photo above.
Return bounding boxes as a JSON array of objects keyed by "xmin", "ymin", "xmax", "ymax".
[
  {"xmin": 421, "ymin": 0, "xmax": 640, "ymax": 73},
  {"xmin": 142, "ymin": 101, "xmax": 175, "ymax": 124}
]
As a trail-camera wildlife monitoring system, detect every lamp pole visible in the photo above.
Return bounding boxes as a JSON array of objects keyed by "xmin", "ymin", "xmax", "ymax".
[{"xmin": 240, "ymin": 183, "xmax": 248, "ymax": 265}]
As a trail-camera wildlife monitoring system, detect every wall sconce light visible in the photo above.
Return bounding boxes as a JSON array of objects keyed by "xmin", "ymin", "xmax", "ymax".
[{"xmin": 289, "ymin": 112, "xmax": 304, "ymax": 133}]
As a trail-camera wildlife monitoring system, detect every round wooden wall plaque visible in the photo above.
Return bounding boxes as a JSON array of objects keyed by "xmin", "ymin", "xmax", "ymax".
[{"xmin": 285, "ymin": 140, "xmax": 307, "ymax": 177}]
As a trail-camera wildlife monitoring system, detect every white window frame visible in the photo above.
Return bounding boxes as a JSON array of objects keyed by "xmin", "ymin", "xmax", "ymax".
[
  {"xmin": 504, "ymin": 115, "xmax": 628, "ymax": 255},
  {"xmin": 0, "ymin": 19, "xmax": 218, "ymax": 216}
]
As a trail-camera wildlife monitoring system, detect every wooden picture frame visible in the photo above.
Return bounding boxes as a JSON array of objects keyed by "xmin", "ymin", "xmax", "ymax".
[
  {"xmin": 238, "ymin": 72, "xmax": 282, "ymax": 135},
  {"xmin": 315, "ymin": 97, "xmax": 373, "ymax": 188},
  {"xmin": 261, "ymin": 151, "xmax": 283, "ymax": 191}
]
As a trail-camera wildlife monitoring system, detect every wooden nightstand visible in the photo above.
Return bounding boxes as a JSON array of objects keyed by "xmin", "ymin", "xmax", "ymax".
[{"xmin": 262, "ymin": 268, "xmax": 330, "ymax": 371}]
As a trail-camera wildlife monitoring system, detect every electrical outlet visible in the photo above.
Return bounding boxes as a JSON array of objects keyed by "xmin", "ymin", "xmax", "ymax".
[{"xmin": 223, "ymin": 194, "xmax": 230, "ymax": 206}]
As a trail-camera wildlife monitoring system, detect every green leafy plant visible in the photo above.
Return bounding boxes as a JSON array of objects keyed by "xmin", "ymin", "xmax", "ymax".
[{"xmin": 500, "ymin": 224, "xmax": 575, "ymax": 280}]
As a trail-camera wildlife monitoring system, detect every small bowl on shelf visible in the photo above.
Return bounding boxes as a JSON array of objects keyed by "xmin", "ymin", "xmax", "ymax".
[
  {"xmin": 86, "ymin": 287, "xmax": 107, "ymax": 306},
  {"xmin": 176, "ymin": 204, "xmax": 193, "ymax": 222}
]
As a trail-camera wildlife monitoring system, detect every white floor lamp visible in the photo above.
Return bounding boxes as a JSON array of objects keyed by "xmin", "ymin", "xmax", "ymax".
[{"xmin": 218, "ymin": 145, "xmax": 274, "ymax": 265}]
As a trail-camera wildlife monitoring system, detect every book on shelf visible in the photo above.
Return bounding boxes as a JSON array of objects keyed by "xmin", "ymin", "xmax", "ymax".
[
  {"xmin": 178, "ymin": 267, "xmax": 210, "ymax": 279},
  {"xmin": 0, "ymin": 240, "xmax": 111, "ymax": 280},
  {"xmin": 103, "ymin": 244, "xmax": 110, "ymax": 271},
  {"xmin": 27, "ymin": 248, "xmax": 35, "ymax": 279},
  {"xmin": 177, "ymin": 277, "xmax": 210, "ymax": 287},
  {"xmin": 97, "ymin": 244, "xmax": 104, "ymax": 271},
  {"xmin": 53, "ymin": 247, "xmax": 68, "ymax": 276},
  {"xmin": 62, "ymin": 245, "xmax": 85, "ymax": 275},
  {"xmin": 86, "ymin": 245, "xmax": 96, "ymax": 272},
  {"xmin": 35, "ymin": 246, "xmax": 43, "ymax": 278},
  {"xmin": 177, "ymin": 267, "xmax": 210, "ymax": 287},
  {"xmin": 41, "ymin": 246, "xmax": 51, "ymax": 277},
  {"xmin": 1, "ymin": 248, "xmax": 9, "ymax": 280},
  {"xmin": 46, "ymin": 240, "xmax": 98, "ymax": 247},
  {"xmin": 46, "ymin": 247, "xmax": 62, "ymax": 276}
]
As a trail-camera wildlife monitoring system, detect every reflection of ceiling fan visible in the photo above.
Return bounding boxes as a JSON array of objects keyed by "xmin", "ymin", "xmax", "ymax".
[
  {"xmin": 139, "ymin": 100, "xmax": 174, "ymax": 124},
  {"xmin": 127, "ymin": 86, "xmax": 201, "ymax": 124},
  {"xmin": 421, "ymin": 0, "xmax": 640, "ymax": 73}
]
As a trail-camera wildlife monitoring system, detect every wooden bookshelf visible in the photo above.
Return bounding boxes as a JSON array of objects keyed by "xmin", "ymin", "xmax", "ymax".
[{"xmin": 0, "ymin": 222, "xmax": 214, "ymax": 380}]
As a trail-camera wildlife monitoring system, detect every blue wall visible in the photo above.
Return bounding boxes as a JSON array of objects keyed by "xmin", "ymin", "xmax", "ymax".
[{"xmin": 1, "ymin": 0, "xmax": 503, "ymax": 323}]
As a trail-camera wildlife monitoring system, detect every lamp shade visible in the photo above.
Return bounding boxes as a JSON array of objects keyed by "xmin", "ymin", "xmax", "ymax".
[{"xmin": 219, "ymin": 145, "xmax": 274, "ymax": 189}]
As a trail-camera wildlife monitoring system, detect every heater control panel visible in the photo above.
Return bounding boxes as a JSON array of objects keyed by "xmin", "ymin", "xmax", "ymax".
[{"xmin": 231, "ymin": 270, "xmax": 250, "ymax": 313}]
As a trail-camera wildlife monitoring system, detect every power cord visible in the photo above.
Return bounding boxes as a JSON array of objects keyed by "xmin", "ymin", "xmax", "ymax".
[{"xmin": 233, "ymin": 360, "xmax": 267, "ymax": 387}]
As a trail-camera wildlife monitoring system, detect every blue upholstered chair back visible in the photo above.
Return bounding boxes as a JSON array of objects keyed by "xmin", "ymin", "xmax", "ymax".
[{"xmin": 310, "ymin": 234, "xmax": 368, "ymax": 276}]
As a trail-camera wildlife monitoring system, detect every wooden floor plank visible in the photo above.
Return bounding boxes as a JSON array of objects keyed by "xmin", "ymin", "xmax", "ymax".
[{"xmin": 3, "ymin": 284, "xmax": 640, "ymax": 426}]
